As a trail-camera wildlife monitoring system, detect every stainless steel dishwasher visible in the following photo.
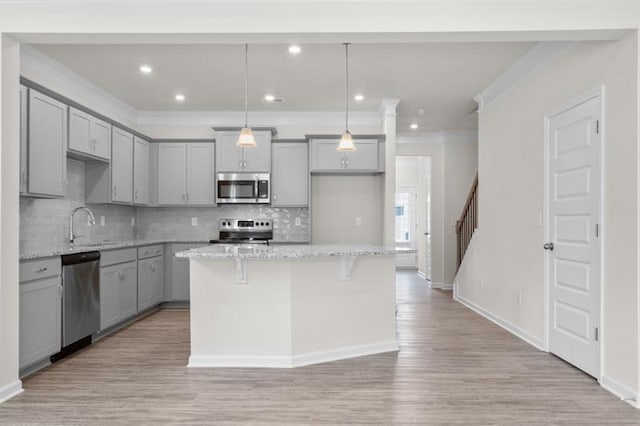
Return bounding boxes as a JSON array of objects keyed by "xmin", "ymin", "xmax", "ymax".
[{"xmin": 52, "ymin": 251, "xmax": 100, "ymax": 362}]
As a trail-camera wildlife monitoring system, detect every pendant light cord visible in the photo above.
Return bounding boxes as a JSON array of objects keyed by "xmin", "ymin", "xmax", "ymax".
[
  {"xmin": 244, "ymin": 43, "xmax": 249, "ymax": 128},
  {"xmin": 344, "ymin": 43, "xmax": 350, "ymax": 133}
]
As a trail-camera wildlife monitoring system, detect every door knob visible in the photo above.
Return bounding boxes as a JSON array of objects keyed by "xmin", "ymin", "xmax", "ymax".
[{"xmin": 543, "ymin": 242, "xmax": 554, "ymax": 251}]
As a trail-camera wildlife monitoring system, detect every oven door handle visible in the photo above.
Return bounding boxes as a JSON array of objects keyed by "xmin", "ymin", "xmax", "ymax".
[{"xmin": 254, "ymin": 178, "xmax": 259, "ymax": 202}]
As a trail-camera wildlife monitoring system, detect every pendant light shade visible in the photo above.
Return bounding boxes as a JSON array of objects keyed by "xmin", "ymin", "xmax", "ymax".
[
  {"xmin": 337, "ymin": 43, "xmax": 356, "ymax": 152},
  {"xmin": 237, "ymin": 43, "xmax": 256, "ymax": 148}
]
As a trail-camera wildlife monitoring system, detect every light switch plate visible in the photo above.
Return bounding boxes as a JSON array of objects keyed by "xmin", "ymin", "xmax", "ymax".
[
  {"xmin": 100, "ymin": 216, "xmax": 105, "ymax": 226},
  {"xmin": 192, "ymin": 217, "xmax": 198, "ymax": 226},
  {"xmin": 295, "ymin": 217, "xmax": 301, "ymax": 226},
  {"xmin": 355, "ymin": 217, "xmax": 362, "ymax": 226},
  {"xmin": 130, "ymin": 217, "xmax": 135, "ymax": 226}
]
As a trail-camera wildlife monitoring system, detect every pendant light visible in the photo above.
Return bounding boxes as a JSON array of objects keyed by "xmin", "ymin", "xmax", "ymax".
[
  {"xmin": 337, "ymin": 42, "xmax": 356, "ymax": 152},
  {"xmin": 237, "ymin": 43, "xmax": 256, "ymax": 148}
]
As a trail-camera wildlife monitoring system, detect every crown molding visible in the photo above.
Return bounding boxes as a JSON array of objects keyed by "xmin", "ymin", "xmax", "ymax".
[
  {"xmin": 474, "ymin": 41, "xmax": 574, "ymax": 112},
  {"xmin": 20, "ymin": 45, "xmax": 138, "ymax": 127},
  {"xmin": 136, "ymin": 110, "xmax": 382, "ymax": 128},
  {"xmin": 379, "ymin": 98, "xmax": 401, "ymax": 117}
]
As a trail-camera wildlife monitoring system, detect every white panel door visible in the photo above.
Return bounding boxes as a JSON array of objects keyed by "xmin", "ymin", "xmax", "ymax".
[
  {"xmin": 186, "ymin": 143, "xmax": 215, "ymax": 205},
  {"xmin": 157, "ymin": 143, "xmax": 187, "ymax": 205},
  {"xmin": 111, "ymin": 127, "xmax": 133, "ymax": 203},
  {"xmin": 133, "ymin": 136, "xmax": 149, "ymax": 205},
  {"xmin": 546, "ymin": 94, "xmax": 601, "ymax": 378}
]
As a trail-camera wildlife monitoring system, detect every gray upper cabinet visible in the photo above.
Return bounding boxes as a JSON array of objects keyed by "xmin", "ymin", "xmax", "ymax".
[
  {"xmin": 68, "ymin": 107, "xmax": 111, "ymax": 161},
  {"xmin": 111, "ymin": 127, "xmax": 134, "ymax": 204},
  {"xmin": 216, "ymin": 131, "xmax": 271, "ymax": 172},
  {"xmin": 310, "ymin": 138, "xmax": 381, "ymax": 173},
  {"xmin": 19, "ymin": 85, "xmax": 27, "ymax": 194},
  {"xmin": 271, "ymin": 142, "xmax": 309, "ymax": 207},
  {"xmin": 26, "ymin": 89, "xmax": 68, "ymax": 198},
  {"xmin": 157, "ymin": 142, "xmax": 215, "ymax": 206},
  {"xmin": 133, "ymin": 136, "xmax": 149, "ymax": 205}
]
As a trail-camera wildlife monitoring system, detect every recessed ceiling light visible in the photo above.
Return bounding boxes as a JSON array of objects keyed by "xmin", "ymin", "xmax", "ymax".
[
  {"xmin": 175, "ymin": 94, "xmax": 185, "ymax": 102},
  {"xmin": 139, "ymin": 65, "xmax": 152, "ymax": 74},
  {"xmin": 264, "ymin": 94, "xmax": 275, "ymax": 102},
  {"xmin": 288, "ymin": 45, "xmax": 301, "ymax": 54},
  {"xmin": 354, "ymin": 94, "xmax": 364, "ymax": 101},
  {"xmin": 410, "ymin": 123, "xmax": 418, "ymax": 130}
]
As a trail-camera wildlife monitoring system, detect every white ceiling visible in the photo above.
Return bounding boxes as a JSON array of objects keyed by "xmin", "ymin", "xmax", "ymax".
[{"xmin": 33, "ymin": 42, "xmax": 534, "ymax": 132}]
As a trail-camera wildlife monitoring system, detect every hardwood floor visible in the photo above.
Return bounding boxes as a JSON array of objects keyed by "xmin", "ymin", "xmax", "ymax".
[{"xmin": 1, "ymin": 271, "xmax": 639, "ymax": 424}]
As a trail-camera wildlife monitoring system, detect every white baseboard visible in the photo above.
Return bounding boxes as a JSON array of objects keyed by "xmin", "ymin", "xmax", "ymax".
[
  {"xmin": 188, "ymin": 341, "xmax": 399, "ymax": 369},
  {"xmin": 0, "ymin": 380, "xmax": 23, "ymax": 404},
  {"xmin": 430, "ymin": 282, "xmax": 453, "ymax": 290},
  {"xmin": 454, "ymin": 293, "xmax": 544, "ymax": 350},
  {"xmin": 600, "ymin": 375, "xmax": 640, "ymax": 409},
  {"xmin": 417, "ymin": 271, "xmax": 427, "ymax": 280}
]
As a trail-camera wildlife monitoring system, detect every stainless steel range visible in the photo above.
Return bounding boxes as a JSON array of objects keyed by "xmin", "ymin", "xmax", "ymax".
[{"xmin": 209, "ymin": 219, "xmax": 273, "ymax": 245}]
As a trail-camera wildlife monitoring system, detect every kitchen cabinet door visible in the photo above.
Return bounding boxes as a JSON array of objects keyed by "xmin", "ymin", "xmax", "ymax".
[
  {"xmin": 310, "ymin": 140, "xmax": 342, "ymax": 171},
  {"xmin": 186, "ymin": 143, "xmax": 215, "ymax": 205},
  {"xmin": 118, "ymin": 261, "xmax": 138, "ymax": 320},
  {"xmin": 216, "ymin": 131, "xmax": 271, "ymax": 172},
  {"xmin": 20, "ymin": 85, "xmax": 27, "ymax": 194},
  {"xmin": 157, "ymin": 143, "xmax": 187, "ymax": 205},
  {"xmin": 133, "ymin": 136, "xmax": 149, "ymax": 205},
  {"xmin": 28, "ymin": 89, "xmax": 67, "ymax": 198},
  {"xmin": 68, "ymin": 107, "xmax": 111, "ymax": 161},
  {"xmin": 19, "ymin": 276, "xmax": 61, "ymax": 370},
  {"xmin": 138, "ymin": 255, "xmax": 163, "ymax": 312},
  {"xmin": 345, "ymin": 140, "xmax": 379, "ymax": 171},
  {"xmin": 272, "ymin": 142, "xmax": 309, "ymax": 206},
  {"xmin": 111, "ymin": 127, "xmax": 133, "ymax": 203},
  {"xmin": 100, "ymin": 265, "xmax": 121, "ymax": 330},
  {"xmin": 310, "ymin": 139, "xmax": 381, "ymax": 173},
  {"xmin": 169, "ymin": 243, "xmax": 206, "ymax": 301}
]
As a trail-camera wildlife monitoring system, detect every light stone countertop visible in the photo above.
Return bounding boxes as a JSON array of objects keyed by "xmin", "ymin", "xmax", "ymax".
[
  {"xmin": 19, "ymin": 239, "xmax": 312, "ymax": 260},
  {"xmin": 175, "ymin": 244, "xmax": 412, "ymax": 260}
]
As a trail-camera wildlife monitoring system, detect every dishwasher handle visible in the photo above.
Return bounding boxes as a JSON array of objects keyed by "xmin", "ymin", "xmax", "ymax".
[{"xmin": 61, "ymin": 251, "xmax": 100, "ymax": 266}]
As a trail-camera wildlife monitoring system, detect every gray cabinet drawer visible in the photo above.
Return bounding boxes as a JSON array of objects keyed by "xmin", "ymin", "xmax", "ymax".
[
  {"xmin": 100, "ymin": 248, "xmax": 137, "ymax": 267},
  {"xmin": 137, "ymin": 244, "xmax": 164, "ymax": 259},
  {"xmin": 19, "ymin": 257, "xmax": 61, "ymax": 282}
]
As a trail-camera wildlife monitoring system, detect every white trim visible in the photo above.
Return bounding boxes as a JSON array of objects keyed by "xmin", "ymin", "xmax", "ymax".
[
  {"xmin": 0, "ymin": 380, "xmax": 23, "ymax": 404},
  {"xmin": 397, "ymin": 130, "xmax": 477, "ymax": 145},
  {"xmin": 417, "ymin": 270, "xmax": 427, "ymax": 280},
  {"xmin": 452, "ymin": 228, "xmax": 479, "ymax": 294},
  {"xmin": 455, "ymin": 293, "xmax": 545, "ymax": 351},
  {"xmin": 20, "ymin": 45, "xmax": 138, "ymax": 127},
  {"xmin": 137, "ymin": 110, "xmax": 382, "ymax": 128},
  {"xmin": 474, "ymin": 42, "xmax": 574, "ymax": 112},
  {"xmin": 542, "ymin": 86, "xmax": 604, "ymax": 377},
  {"xmin": 600, "ymin": 375, "xmax": 640, "ymax": 409},
  {"xmin": 188, "ymin": 341, "xmax": 399, "ymax": 368}
]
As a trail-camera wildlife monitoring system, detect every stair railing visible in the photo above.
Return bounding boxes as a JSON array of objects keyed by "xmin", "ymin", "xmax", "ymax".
[{"xmin": 456, "ymin": 173, "xmax": 478, "ymax": 269}]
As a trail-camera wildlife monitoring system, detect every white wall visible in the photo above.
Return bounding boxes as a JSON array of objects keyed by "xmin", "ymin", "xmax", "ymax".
[
  {"xmin": 311, "ymin": 175, "xmax": 384, "ymax": 245},
  {"xmin": 456, "ymin": 34, "xmax": 638, "ymax": 397}
]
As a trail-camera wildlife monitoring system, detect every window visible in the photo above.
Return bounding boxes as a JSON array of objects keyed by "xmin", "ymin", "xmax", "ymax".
[{"xmin": 395, "ymin": 192, "xmax": 410, "ymax": 242}]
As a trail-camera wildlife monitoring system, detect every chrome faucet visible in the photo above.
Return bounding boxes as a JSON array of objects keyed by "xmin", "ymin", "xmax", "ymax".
[{"xmin": 69, "ymin": 206, "xmax": 96, "ymax": 244}]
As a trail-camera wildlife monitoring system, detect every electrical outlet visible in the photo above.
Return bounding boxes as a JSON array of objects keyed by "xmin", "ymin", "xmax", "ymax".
[
  {"xmin": 295, "ymin": 217, "xmax": 301, "ymax": 226},
  {"xmin": 479, "ymin": 278, "xmax": 484, "ymax": 289},
  {"xmin": 192, "ymin": 217, "xmax": 198, "ymax": 226},
  {"xmin": 516, "ymin": 291, "xmax": 522, "ymax": 305},
  {"xmin": 355, "ymin": 217, "xmax": 362, "ymax": 226},
  {"xmin": 130, "ymin": 217, "xmax": 135, "ymax": 227},
  {"xmin": 100, "ymin": 216, "xmax": 105, "ymax": 226}
]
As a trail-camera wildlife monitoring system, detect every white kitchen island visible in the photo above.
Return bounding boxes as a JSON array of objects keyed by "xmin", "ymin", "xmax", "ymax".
[{"xmin": 175, "ymin": 244, "xmax": 399, "ymax": 368}]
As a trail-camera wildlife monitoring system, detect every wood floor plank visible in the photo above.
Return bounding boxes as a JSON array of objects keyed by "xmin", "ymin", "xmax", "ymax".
[{"xmin": 1, "ymin": 271, "xmax": 639, "ymax": 424}]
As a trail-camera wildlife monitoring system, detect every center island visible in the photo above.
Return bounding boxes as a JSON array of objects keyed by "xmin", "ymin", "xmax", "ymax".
[{"xmin": 175, "ymin": 244, "xmax": 400, "ymax": 368}]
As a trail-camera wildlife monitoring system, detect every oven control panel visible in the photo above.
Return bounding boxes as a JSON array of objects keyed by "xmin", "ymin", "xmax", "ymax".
[{"xmin": 219, "ymin": 219, "xmax": 272, "ymax": 231}]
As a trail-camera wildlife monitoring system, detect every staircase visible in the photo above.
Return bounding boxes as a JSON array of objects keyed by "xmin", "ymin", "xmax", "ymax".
[{"xmin": 456, "ymin": 173, "xmax": 478, "ymax": 270}]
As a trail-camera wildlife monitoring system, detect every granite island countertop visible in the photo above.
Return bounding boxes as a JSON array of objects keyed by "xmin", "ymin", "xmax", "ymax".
[
  {"xmin": 19, "ymin": 239, "xmax": 312, "ymax": 260},
  {"xmin": 175, "ymin": 244, "xmax": 411, "ymax": 260}
]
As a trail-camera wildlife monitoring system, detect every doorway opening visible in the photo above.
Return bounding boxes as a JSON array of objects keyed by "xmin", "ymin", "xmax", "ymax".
[{"xmin": 395, "ymin": 156, "xmax": 431, "ymax": 282}]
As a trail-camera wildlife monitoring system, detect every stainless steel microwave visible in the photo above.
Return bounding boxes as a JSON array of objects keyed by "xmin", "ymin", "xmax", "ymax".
[{"xmin": 216, "ymin": 173, "xmax": 270, "ymax": 204}]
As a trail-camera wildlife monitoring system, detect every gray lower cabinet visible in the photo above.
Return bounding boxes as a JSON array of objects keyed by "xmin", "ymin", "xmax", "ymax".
[
  {"xmin": 138, "ymin": 256, "xmax": 163, "ymax": 311},
  {"xmin": 99, "ymin": 248, "xmax": 138, "ymax": 331},
  {"xmin": 19, "ymin": 257, "xmax": 62, "ymax": 372},
  {"xmin": 271, "ymin": 142, "xmax": 309, "ymax": 206},
  {"xmin": 167, "ymin": 243, "xmax": 206, "ymax": 301}
]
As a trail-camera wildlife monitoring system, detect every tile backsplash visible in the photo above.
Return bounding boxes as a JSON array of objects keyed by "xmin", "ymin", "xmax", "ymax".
[{"xmin": 20, "ymin": 158, "xmax": 310, "ymax": 249}]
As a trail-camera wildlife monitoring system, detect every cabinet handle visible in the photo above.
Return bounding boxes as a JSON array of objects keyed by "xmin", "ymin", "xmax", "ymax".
[
  {"xmin": 58, "ymin": 284, "xmax": 63, "ymax": 299},
  {"xmin": 113, "ymin": 186, "xmax": 118, "ymax": 197},
  {"xmin": 35, "ymin": 267, "xmax": 48, "ymax": 273},
  {"xmin": 239, "ymin": 160, "xmax": 243, "ymax": 169},
  {"xmin": 150, "ymin": 264, "xmax": 156, "ymax": 272},
  {"xmin": 186, "ymin": 193, "xmax": 189, "ymax": 203},
  {"xmin": 273, "ymin": 194, "xmax": 277, "ymax": 201},
  {"xmin": 21, "ymin": 170, "xmax": 26, "ymax": 188},
  {"xmin": 135, "ymin": 189, "xmax": 138, "ymax": 200}
]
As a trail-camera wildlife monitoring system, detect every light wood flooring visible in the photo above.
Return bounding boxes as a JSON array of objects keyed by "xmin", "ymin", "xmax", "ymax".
[{"xmin": 1, "ymin": 271, "xmax": 639, "ymax": 424}]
